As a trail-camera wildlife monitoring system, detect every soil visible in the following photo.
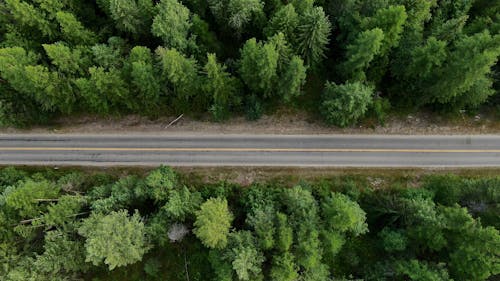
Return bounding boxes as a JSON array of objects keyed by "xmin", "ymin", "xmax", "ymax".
[{"xmin": 1, "ymin": 109, "xmax": 499, "ymax": 135}]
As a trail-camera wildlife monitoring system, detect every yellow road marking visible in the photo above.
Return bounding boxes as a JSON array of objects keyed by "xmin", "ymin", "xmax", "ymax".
[{"xmin": 0, "ymin": 147, "xmax": 500, "ymax": 153}]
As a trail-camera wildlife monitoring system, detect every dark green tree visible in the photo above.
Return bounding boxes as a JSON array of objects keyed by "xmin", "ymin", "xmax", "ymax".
[
  {"xmin": 295, "ymin": 6, "xmax": 332, "ymax": 67},
  {"xmin": 239, "ymin": 38, "xmax": 279, "ymax": 98},
  {"xmin": 203, "ymin": 53, "xmax": 239, "ymax": 121},
  {"xmin": 126, "ymin": 46, "xmax": 160, "ymax": 113}
]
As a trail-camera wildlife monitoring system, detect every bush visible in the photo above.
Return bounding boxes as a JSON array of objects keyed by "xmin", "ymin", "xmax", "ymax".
[{"xmin": 321, "ymin": 81, "xmax": 374, "ymax": 127}]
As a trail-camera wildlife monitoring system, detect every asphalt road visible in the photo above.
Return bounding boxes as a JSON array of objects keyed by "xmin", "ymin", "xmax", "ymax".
[{"xmin": 1, "ymin": 134, "xmax": 500, "ymax": 167}]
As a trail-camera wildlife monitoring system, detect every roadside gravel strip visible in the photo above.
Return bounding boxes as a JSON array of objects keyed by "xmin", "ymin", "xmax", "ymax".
[{"xmin": 1, "ymin": 134, "xmax": 500, "ymax": 167}]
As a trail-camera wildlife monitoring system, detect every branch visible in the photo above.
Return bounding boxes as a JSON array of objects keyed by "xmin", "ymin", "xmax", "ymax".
[
  {"xmin": 34, "ymin": 199, "xmax": 60, "ymax": 202},
  {"xmin": 165, "ymin": 114, "xmax": 184, "ymax": 129},
  {"xmin": 19, "ymin": 212, "xmax": 89, "ymax": 225},
  {"xmin": 183, "ymin": 245, "xmax": 190, "ymax": 281}
]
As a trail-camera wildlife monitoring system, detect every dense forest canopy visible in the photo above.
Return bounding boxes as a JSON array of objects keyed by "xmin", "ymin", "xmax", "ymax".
[
  {"xmin": 0, "ymin": 166, "xmax": 498, "ymax": 280},
  {"xmin": 0, "ymin": 0, "xmax": 499, "ymax": 126}
]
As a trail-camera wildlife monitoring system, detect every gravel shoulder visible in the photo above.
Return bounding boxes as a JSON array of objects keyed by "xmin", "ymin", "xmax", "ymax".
[{"xmin": 1, "ymin": 110, "xmax": 499, "ymax": 135}]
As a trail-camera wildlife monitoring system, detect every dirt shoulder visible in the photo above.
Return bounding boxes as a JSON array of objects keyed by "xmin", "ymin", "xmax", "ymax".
[{"xmin": 2, "ymin": 110, "xmax": 499, "ymax": 135}]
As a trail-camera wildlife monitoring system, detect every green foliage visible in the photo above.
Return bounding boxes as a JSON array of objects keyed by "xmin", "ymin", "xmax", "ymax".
[
  {"xmin": 100, "ymin": 0, "xmax": 154, "ymax": 35},
  {"xmin": 152, "ymin": 0, "xmax": 192, "ymax": 51},
  {"xmin": 156, "ymin": 47, "xmax": 201, "ymax": 113},
  {"xmin": 427, "ymin": 31, "xmax": 500, "ymax": 108},
  {"xmin": 0, "ymin": 47, "xmax": 40, "ymax": 104},
  {"xmin": 270, "ymin": 252, "xmax": 299, "ymax": 281},
  {"xmin": 76, "ymin": 66, "xmax": 129, "ymax": 114},
  {"xmin": 227, "ymin": 0, "xmax": 264, "ymax": 34},
  {"xmin": 246, "ymin": 204, "xmax": 275, "ymax": 250},
  {"xmin": 0, "ymin": 167, "xmax": 499, "ymax": 281},
  {"xmin": 321, "ymin": 81, "xmax": 374, "ymax": 127},
  {"xmin": 321, "ymin": 193, "xmax": 368, "ymax": 235},
  {"xmin": 229, "ymin": 231, "xmax": 265, "ymax": 281},
  {"xmin": 0, "ymin": 0, "xmax": 498, "ymax": 125},
  {"xmin": 341, "ymin": 28, "xmax": 384, "ymax": 81},
  {"xmin": 275, "ymin": 212, "xmax": 293, "ymax": 252},
  {"xmin": 379, "ymin": 228, "xmax": 407, "ymax": 252},
  {"xmin": 395, "ymin": 260, "xmax": 453, "ymax": 281},
  {"xmin": 43, "ymin": 43, "xmax": 87, "ymax": 75},
  {"xmin": 55, "ymin": 11, "xmax": 97, "ymax": 45},
  {"xmin": 204, "ymin": 53, "xmax": 239, "ymax": 121},
  {"xmin": 78, "ymin": 210, "xmax": 147, "ymax": 270},
  {"xmin": 362, "ymin": 5, "xmax": 408, "ymax": 54},
  {"xmin": 239, "ymin": 38, "xmax": 279, "ymax": 98},
  {"xmin": 0, "ymin": 167, "xmax": 27, "ymax": 188},
  {"xmin": 126, "ymin": 46, "xmax": 160, "ymax": 113},
  {"xmin": 162, "ymin": 186, "xmax": 202, "ymax": 221},
  {"xmin": 194, "ymin": 198, "xmax": 233, "ymax": 249},
  {"xmin": 3, "ymin": 179, "xmax": 60, "ymax": 218},
  {"xmin": 33, "ymin": 230, "xmax": 88, "ymax": 276},
  {"xmin": 265, "ymin": 4, "xmax": 299, "ymax": 40},
  {"xmin": 144, "ymin": 165, "xmax": 178, "ymax": 202},
  {"xmin": 279, "ymin": 55, "xmax": 307, "ymax": 103}
]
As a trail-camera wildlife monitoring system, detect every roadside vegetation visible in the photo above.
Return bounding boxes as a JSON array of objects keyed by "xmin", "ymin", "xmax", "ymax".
[
  {"xmin": 0, "ymin": 166, "xmax": 498, "ymax": 281},
  {"xmin": 0, "ymin": 0, "xmax": 499, "ymax": 127}
]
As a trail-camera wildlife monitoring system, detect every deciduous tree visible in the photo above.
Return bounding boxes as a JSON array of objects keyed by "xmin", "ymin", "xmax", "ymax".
[
  {"xmin": 78, "ymin": 210, "xmax": 148, "ymax": 270},
  {"xmin": 194, "ymin": 197, "xmax": 233, "ymax": 249}
]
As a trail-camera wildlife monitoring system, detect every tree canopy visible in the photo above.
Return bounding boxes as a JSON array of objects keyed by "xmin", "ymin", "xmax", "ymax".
[
  {"xmin": 0, "ymin": 0, "xmax": 498, "ymax": 126},
  {"xmin": 0, "ymin": 166, "xmax": 499, "ymax": 280}
]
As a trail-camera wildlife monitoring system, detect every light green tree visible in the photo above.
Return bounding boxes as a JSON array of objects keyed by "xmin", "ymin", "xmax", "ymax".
[
  {"xmin": 152, "ymin": 0, "xmax": 192, "ymax": 51},
  {"xmin": 78, "ymin": 210, "xmax": 148, "ymax": 270},
  {"xmin": 193, "ymin": 197, "xmax": 233, "ymax": 249},
  {"xmin": 0, "ymin": 47, "xmax": 38, "ymax": 97},
  {"xmin": 395, "ymin": 260, "xmax": 453, "ymax": 281},
  {"xmin": 33, "ymin": 230, "xmax": 88, "ymax": 276}
]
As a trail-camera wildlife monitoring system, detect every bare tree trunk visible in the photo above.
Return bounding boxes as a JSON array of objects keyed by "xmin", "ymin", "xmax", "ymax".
[
  {"xmin": 19, "ymin": 212, "xmax": 89, "ymax": 225},
  {"xmin": 184, "ymin": 245, "xmax": 190, "ymax": 281}
]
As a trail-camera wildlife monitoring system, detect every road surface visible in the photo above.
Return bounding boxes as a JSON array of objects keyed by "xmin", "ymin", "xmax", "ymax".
[{"xmin": 1, "ymin": 134, "xmax": 500, "ymax": 167}]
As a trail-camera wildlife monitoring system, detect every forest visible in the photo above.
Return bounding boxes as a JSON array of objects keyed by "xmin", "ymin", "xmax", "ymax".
[
  {"xmin": 0, "ymin": 166, "xmax": 498, "ymax": 281},
  {"xmin": 0, "ymin": 0, "xmax": 499, "ymax": 127}
]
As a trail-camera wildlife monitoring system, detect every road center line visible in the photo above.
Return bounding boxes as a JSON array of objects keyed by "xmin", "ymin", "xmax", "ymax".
[{"xmin": 1, "ymin": 147, "xmax": 500, "ymax": 153}]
